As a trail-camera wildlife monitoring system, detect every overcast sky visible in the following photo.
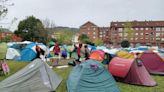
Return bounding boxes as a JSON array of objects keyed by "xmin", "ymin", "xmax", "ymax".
[{"xmin": 1, "ymin": 0, "xmax": 164, "ymax": 31}]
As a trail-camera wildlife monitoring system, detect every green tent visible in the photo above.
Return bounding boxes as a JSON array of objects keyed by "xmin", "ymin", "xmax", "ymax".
[
  {"xmin": 67, "ymin": 59, "xmax": 120, "ymax": 92},
  {"xmin": 0, "ymin": 59, "xmax": 62, "ymax": 92}
]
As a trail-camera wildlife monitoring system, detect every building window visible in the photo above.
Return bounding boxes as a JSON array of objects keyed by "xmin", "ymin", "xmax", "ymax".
[
  {"xmin": 118, "ymin": 28, "xmax": 123, "ymax": 32},
  {"xmin": 156, "ymin": 33, "xmax": 160, "ymax": 36},
  {"xmin": 114, "ymin": 24, "xmax": 118, "ymax": 26},
  {"xmin": 93, "ymin": 36, "xmax": 96, "ymax": 39},
  {"xmin": 156, "ymin": 27, "xmax": 161, "ymax": 31},
  {"xmin": 145, "ymin": 33, "xmax": 149, "ymax": 35},
  {"xmin": 119, "ymin": 33, "xmax": 122, "ymax": 36},
  {"xmin": 99, "ymin": 32, "xmax": 102, "ymax": 34},
  {"xmin": 88, "ymin": 28, "xmax": 90, "ymax": 30},
  {"xmin": 145, "ymin": 38, "xmax": 149, "ymax": 40},
  {"xmin": 162, "ymin": 27, "xmax": 164, "ymax": 31},
  {"xmin": 140, "ymin": 33, "xmax": 143, "ymax": 35},
  {"xmin": 93, "ymin": 32, "xmax": 96, "ymax": 35},
  {"xmin": 135, "ymin": 28, "xmax": 139, "ymax": 30},
  {"xmin": 88, "ymin": 32, "xmax": 90, "ymax": 34},
  {"xmin": 140, "ymin": 28, "xmax": 144, "ymax": 30},
  {"xmin": 99, "ymin": 35, "xmax": 102, "ymax": 38},
  {"xmin": 93, "ymin": 28, "xmax": 96, "ymax": 30},
  {"xmin": 135, "ymin": 38, "xmax": 138, "ymax": 40},
  {"xmin": 145, "ymin": 28, "xmax": 149, "ymax": 30},
  {"xmin": 135, "ymin": 33, "xmax": 139, "ymax": 35}
]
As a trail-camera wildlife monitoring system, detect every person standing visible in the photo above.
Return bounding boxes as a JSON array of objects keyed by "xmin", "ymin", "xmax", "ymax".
[
  {"xmin": 53, "ymin": 42, "xmax": 60, "ymax": 56},
  {"xmin": 76, "ymin": 43, "xmax": 83, "ymax": 63},
  {"xmin": 84, "ymin": 45, "xmax": 90, "ymax": 60},
  {"xmin": 35, "ymin": 45, "xmax": 42, "ymax": 58}
]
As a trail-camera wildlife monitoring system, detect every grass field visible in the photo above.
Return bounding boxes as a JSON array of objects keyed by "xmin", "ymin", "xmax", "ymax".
[{"xmin": 0, "ymin": 43, "xmax": 164, "ymax": 92}]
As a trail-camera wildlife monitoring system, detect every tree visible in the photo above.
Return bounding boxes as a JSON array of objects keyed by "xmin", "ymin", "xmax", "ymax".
[
  {"xmin": 78, "ymin": 34, "xmax": 91, "ymax": 43},
  {"xmin": 121, "ymin": 40, "xmax": 130, "ymax": 48},
  {"xmin": 55, "ymin": 29, "xmax": 75, "ymax": 45},
  {"xmin": 123, "ymin": 22, "xmax": 134, "ymax": 41},
  {"xmin": 0, "ymin": 0, "xmax": 14, "ymax": 20},
  {"xmin": 42, "ymin": 18, "xmax": 56, "ymax": 28},
  {"xmin": 93, "ymin": 38, "xmax": 103, "ymax": 46},
  {"xmin": 14, "ymin": 16, "xmax": 48, "ymax": 44}
]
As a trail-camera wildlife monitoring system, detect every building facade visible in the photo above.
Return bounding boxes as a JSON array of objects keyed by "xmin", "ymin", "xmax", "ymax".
[
  {"xmin": 0, "ymin": 31, "xmax": 22, "ymax": 42},
  {"xmin": 79, "ymin": 20, "xmax": 164, "ymax": 47},
  {"xmin": 79, "ymin": 21, "xmax": 110, "ymax": 42}
]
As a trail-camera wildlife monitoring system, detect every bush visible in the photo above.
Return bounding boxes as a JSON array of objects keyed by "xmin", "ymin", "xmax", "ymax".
[{"xmin": 121, "ymin": 40, "xmax": 130, "ymax": 48}]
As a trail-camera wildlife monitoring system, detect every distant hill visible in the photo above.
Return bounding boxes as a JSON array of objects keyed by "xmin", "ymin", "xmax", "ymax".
[
  {"xmin": 0, "ymin": 28, "xmax": 12, "ymax": 32},
  {"xmin": 47, "ymin": 26, "xmax": 79, "ymax": 32}
]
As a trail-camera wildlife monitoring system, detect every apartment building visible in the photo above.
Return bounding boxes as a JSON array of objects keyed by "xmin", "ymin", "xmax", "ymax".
[
  {"xmin": 79, "ymin": 21, "xmax": 110, "ymax": 41},
  {"xmin": 79, "ymin": 20, "xmax": 164, "ymax": 47},
  {"xmin": 110, "ymin": 21, "xmax": 164, "ymax": 47}
]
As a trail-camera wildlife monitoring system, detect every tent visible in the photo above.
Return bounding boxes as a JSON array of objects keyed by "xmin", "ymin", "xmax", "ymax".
[
  {"xmin": 0, "ymin": 59, "xmax": 62, "ymax": 92},
  {"xmin": 6, "ymin": 48, "xmax": 20, "ymax": 59},
  {"xmin": 116, "ymin": 51, "xmax": 134, "ymax": 59},
  {"xmin": 108, "ymin": 57, "xmax": 156, "ymax": 86},
  {"xmin": 67, "ymin": 59, "xmax": 120, "ymax": 92},
  {"xmin": 17, "ymin": 43, "xmax": 49, "ymax": 61},
  {"xmin": 89, "ymin": 50, "xmax": 105, "ymax": 61},
  {"xmin": 140, "ymin": 51, "xmax": 164, "ymax": 75}
]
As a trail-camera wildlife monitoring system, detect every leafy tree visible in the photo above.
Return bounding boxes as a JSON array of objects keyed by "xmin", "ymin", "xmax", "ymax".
[
  {"xmin": 55, "ymin": 29, "xmax": 75, "ymax": 45},
  {"xmin": 78, "ymin": 34, "xmax": 91, "ymax": 43},
  {"xmin": 123, "ymin": 22, "xmax": 134, "ymax": 41},
  {"xmin": 14, "ymin": 16, "xmax": 48, "ymax": 44},
  {"xmin": 121, "ymin": 40, "xmax": 130, "ymax": 48},
  {"xmin": 93, "ymin": 38, "xmax": 103, "ymax": 46}
]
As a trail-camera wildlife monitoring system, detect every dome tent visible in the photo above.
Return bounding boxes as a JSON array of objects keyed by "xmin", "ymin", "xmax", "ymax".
[
  {"xmin": 109, "ymin": 57, "xmax": 156, "ymax": 86},
  {"xmin": 0, "ymin": 59, "xmax": 62, "ymax": 92},
  {"xmin": 140, "ymin": 51, "xmax": 164, "ymax": 75},
  {"xmin": 67, "ymin": 59, "xmax": 120, "ymax": 92}
]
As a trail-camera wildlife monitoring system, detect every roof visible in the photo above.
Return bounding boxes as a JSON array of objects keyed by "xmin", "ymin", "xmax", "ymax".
[
  {"xmin": 80, "ymin": 21, "xmax": 98, "ymax": 28},
  {"xmin": 111, "ymin": 20, "xmax": 164, "ymax": 28}
]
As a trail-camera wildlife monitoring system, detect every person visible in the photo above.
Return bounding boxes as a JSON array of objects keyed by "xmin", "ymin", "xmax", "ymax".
[
  {"xmin": 76, "ymin": 43, "xmax": 83, "ymax": 63},
  {"xmin": 84, "ymin": 45, "xmax": 90, "ymax": 60},
  {"xmin": 135, "ymin": 53, "xmax": 142, "ymax": 66},
  {"xmin": 35, "ymin": 45, "xmax": 45, "ymax": 60},
  {"xmin": 1, "ymin": 59, "xmax": 10, "ymax": 75},
  {"xmin": 53, "ymin": 42, "xmax": 60, "ymax": 66},
  {"xmin": 53, "ymin": 42, "xmax": 60, "ymax": 56}
]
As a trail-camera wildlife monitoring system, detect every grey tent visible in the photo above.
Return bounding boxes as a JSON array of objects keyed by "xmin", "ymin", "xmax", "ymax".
[{"xmin": 0, "ymin": 59, "xmax": 62, "ymax": 92}]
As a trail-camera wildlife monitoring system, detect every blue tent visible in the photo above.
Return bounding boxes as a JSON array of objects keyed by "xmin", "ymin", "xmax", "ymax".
[
  {"xmin": 67, "ymin": 59, "xmax": 120, "ymax": 92},
  {"xmin": 16, "ymin": 43, "xmax": 36, "ymax": 61}
]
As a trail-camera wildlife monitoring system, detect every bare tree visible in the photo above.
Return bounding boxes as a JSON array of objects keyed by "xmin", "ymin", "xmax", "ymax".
[
  {"xmin": 0, "ymin": 0, "xmax": 14, "ymax": 21},
  {"xmin": 42, "ymin": 18, "xmax": 56, "ymax": 28}
]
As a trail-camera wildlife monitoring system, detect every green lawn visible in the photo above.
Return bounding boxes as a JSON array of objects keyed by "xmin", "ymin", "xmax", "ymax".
[{"xmin": 0, "ymin": 43, "xmax": 164, "ymax": 92}]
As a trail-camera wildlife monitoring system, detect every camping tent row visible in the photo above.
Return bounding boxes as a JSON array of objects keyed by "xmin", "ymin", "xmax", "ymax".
[
  {"xmin": 6, "ymin": 42, "xmax": 50, "ymax": 61},
  {"xmin": 89, "ymin": 50, "xmax": 164, "ymax": 86},
  {"xmin": 0, "ymin": 59, "xmax": 121, "ymax": 92}
]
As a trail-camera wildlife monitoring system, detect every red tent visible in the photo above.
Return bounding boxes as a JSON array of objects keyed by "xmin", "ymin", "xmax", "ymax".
[
  {"xmin": 140, "ymin": 51, "xmax": 164, "ymax": 75},
  {"xmin": 108, "ymin": 57, "xmax": 157, "ymax": 86}
]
